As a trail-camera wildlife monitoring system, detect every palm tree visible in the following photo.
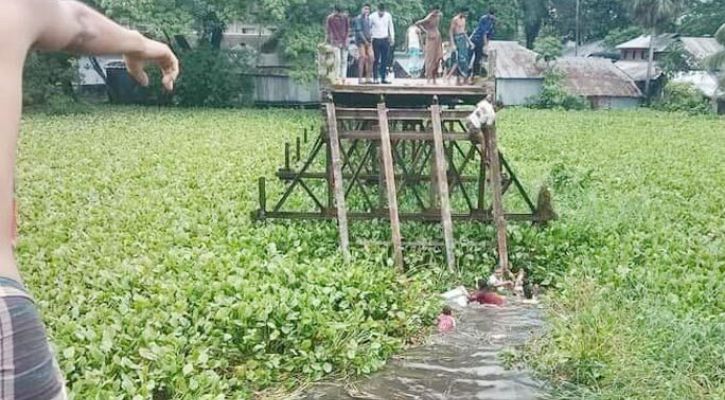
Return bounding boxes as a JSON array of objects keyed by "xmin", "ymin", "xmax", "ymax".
[
  {"xmin": 706, "ymin": 23, "xmax": 725, "ymax": 111},
  {"xmin": 630, "ymin": 0, "xmax": 683, "ymax": 99}
]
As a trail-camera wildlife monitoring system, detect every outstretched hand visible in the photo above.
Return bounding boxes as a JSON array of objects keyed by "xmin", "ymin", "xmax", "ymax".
[{"xmin": 124, "ymin": 37, "xmax": 179, "ymax": 91}]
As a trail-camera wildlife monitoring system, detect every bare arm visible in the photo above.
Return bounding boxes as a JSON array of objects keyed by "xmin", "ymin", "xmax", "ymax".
[
  {"xmin": 388, "ymin": 14, "xmax": 395, "ymax": 43},
  {"xmin": 415, "ymin": 13, "xmax": 431, "ymax": 32},
  {"xmin": 30, "ymin": 0, "xmax": 179, "ymax": 90}
]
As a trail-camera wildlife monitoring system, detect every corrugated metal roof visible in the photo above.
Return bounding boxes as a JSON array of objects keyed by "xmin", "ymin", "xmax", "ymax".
[
  {"xmin": 490, "ymin": 41, "xmax": 544, "ymax": 79},
  {"xmin": 556, "ymin": 57, "xmax": 642, "ymax": 98},
  {"xmin": 679, "ymin": 37, "xmax": 724, "ymax": 61},
  {"xmin": 616, "ymin": 34, "xmax": 677, "ymax": 51},
  {"xmin": 562, "ymin": 40, "xmax": 608, "ymax": 57},
  {"xmin": 672, "ymin": 71, "xmax": 723, "ymax": 99},
  {"xmin": 614, "ymin": 60, "xmax": 664, "ymax": 82}
]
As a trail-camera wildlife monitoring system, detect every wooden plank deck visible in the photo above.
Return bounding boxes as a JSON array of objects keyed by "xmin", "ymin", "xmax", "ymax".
[{"xmin": 331, "ymin": 78, "xmax": 493, "ymax": 96}]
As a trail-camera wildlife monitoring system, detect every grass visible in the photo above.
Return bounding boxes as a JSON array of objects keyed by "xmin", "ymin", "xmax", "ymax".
[{"xmin": 16, "ymin": 106, "xmax": 725, "ymax": 399}]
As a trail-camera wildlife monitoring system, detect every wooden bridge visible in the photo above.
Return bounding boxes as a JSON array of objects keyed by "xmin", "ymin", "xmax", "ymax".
[{"xmin": 254, "ymin": 77, "xmax": 554, "ymax": 272}]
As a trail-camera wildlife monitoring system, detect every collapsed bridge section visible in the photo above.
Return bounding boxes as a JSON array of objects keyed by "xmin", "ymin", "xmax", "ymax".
[{"xmin": 254, "ymin": 79, "xmax": 555, "ymax": 272}]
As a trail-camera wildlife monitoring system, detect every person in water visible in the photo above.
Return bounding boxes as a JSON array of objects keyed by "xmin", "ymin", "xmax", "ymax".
[
  {"xmin": 513, "ymin": 268, "xmax": 526, "ymax": 297},
  {"xmin": 487, "ymin": 264, "xmax": 514, "ymax": 292},
  {"xmin": 437, "ymin": 305, "xmax": 456, "ymax": 333},
  {"xmin": 468, "ymin": 279, "xmax": 505, "ymax": 306}
]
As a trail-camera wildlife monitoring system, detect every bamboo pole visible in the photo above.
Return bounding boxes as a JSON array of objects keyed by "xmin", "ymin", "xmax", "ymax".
[
  {"xmin": 325, "ymin": 103, "xmax": 351, "ymax": 261},
  {"xmin": 377, "ymin": 102, "xmax": 404, "ymax": 269}
]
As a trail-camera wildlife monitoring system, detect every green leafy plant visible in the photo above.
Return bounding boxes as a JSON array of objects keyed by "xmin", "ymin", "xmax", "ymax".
[
  {"xmin": 653, "ymin": 81, "xmax": 712, "ymax": 114},
  {"xmin": 532, "ymin": 68, "xmax": 589, "ymax": 110},
  {"xmin": 17, "ymin": 107, "xmax": 725, "ymax": 399},
  {"xmin": 172, "ymin": 46, "xmax": 255, "ymax": 107},
  {"xmin": 22, "ymin": 52, "xmax": 82, "ymax": 114}
]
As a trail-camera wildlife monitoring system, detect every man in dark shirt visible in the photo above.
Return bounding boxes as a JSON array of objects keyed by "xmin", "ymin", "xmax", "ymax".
[
  {"xmin": 351, "ymin": 4, "xmax": 373, "ymax": 84},
  {"xmin": 326, "ymin": 5, "xmax": 350, "ymax": 82},
  {"xmin": 468, "ymin": 279, "xmax": 506, "ymax": 306},
  {"xmin": 471, "ymin": 9, "xmax": 496, "ymax": 77}
]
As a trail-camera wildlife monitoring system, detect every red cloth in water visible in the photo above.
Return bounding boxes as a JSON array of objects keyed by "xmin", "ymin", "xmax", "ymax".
[{"xmin": 470, "ymin": 291, "xmax": 505, "ymax": 306}]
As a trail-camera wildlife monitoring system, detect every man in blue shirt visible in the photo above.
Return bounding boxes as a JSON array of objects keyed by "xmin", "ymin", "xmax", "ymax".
[
  {"xmin": 352, "ymin": 4, "xmax": 373, "ymax": 84},
  {"xmin": 471, "ymin": 9, "xmax": 496, "ymax": 77}
]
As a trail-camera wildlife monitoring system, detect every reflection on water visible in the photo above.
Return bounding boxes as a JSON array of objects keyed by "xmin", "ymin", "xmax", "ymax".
[{"xmin": 302, "ymin": 301, "xmax": 546, "ymax": 400}]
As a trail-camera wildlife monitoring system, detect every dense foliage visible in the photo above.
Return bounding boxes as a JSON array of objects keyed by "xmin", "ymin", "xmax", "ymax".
[
  {"xmin": 515, "ymin": 109, "xmax": 725, "ymax": 399},
  {"xmin": 20, "ymin": 107, "xmax": 723, "ymax": 398},
  {"xmin": 22, "ymin": 53, "xmax": 80, "ymax": 113},
  {"xmin": 679, "ymin": 0, "xmax": 725, "ymax": 36},
  {"xmin": 532, "ymin": 68, "xmax": 590, "ymax": 110},
  {"xmin": 18, "ymin": 108, "xmax": 444, "ymax": 399},
  {"xmin": 172, "ymin": 46, "xmax": 255, "ymax": 107},
  {"xmin": 653, "ymin": 81, "xmax": 713, "ymax": 114}
]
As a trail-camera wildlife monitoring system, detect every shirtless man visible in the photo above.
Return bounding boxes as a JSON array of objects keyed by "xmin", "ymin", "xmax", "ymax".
[
  {"xmin": 1, "ymin": 1, "xmax": 178, "ymax": 397},
  {"xmin": 449, "ymin": 7, "xmax": 473, "ymax": 85}
]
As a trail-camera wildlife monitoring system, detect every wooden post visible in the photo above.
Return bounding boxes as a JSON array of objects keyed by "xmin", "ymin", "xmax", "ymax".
[
  {"xmin": 429, "ymin": 142, "xmax": 440, "ymax": 211},
  {"xmin": 477, "ymin": 129, "xmax": 486, "ymax": 212},
  {"xmin": 430, "ymin": 104, "xmax": 456, "ymax": 273},
  {"xmin": 483, "ymin": 123, "xmax": 509, "ymax": 272},
  {"xmin": 377, "ymin": 103, "xmax": 404, "ymax": 270},
  {"xmin": 325, "ymin": 103, "xmax": 351, "ymax": 262}
]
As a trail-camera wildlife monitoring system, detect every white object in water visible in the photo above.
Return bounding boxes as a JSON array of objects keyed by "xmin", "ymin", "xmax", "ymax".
[{"xmin": 441, "ymin": 286, "xmax": 469, "ymax": 308}]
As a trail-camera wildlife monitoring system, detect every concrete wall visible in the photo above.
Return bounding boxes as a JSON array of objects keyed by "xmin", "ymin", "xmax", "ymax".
[
  {"xmin": 590, "ymin": 96, "xmax": 641, "ymax": 109},
  {"xmin": 495, "ymin": 78, "xmax": 543, "ymax": 106},
  {"xmin": 78, "ymin": 55, "xmax": 122, "ymax": 85},
  {"xmin": 251, "ymin": 74, "xmax": 320, "ymax": 105}
]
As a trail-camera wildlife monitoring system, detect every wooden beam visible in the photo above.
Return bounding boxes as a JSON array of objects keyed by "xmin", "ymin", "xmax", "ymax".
[
  {"xmin": 483, "ymin": 123, "xmax": 509, "ymax": 273},
  {"xmin": 431, "ymin": 104, "xmax": 456, "ymax": 274},
  {"xmin": 261, "ymin": 210, "xmax": 539, "ymax": 222},
  {"xmin": 334, "ymin": 108, "xmax": 474, "ymax": 121},
  {"xmin": 339, "ymin": 130, "xmax": 469, "ymax": 141},
  {"xmin": 377, "ymin": 103, "xmax": 404, "ymax": 270},
  {"xmin": 325, "ymin": 103, "xmax": 351, "ymax": 262}
]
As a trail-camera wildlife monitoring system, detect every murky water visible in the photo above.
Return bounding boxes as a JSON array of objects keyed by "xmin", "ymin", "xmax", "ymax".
[{"xmin": 302, "ymin": 301, "xmax": 546, "ymax": 400}]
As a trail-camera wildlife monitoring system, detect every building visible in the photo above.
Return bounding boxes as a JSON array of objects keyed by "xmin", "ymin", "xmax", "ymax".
[
  {"xmin": 490, "ymin": 41, "xmax": 545, "ymax": 106},
  {"xmin": 616, "ymin": 34, "xmax": 678, "ymax": 61},
  {"xmin": 678, "ymin": 36, "xmax": 724, "ymax": 65},
  {"xmin": 76, "ymin": 22, "xmax": 320, "ymax": 105},
  {"xmin": 491, "ymin": 41, "xmax": 642, "ymax": 108},
  {"xmin": 562, "ymin": 40, "xmax": 618, "ymax": 60},
  {"xmin": 613, "ymin": 60, "xmax": 665, "ymax": 94},
  {"xmin": 614, "ymin": 34, "xmax": 723, "ymax": 96},
  {"xmin": 556, "ymin": 58, "xmax": 643, "ymax": 109},
  {"xmin": 249, "ymin": 53, "xmax": 320, "ymax": 106}
]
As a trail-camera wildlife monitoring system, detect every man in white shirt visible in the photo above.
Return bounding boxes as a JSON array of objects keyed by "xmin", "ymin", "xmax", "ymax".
[{"xmin": 370, "ymin": 3, "xmax": 395, "ymax": 84}]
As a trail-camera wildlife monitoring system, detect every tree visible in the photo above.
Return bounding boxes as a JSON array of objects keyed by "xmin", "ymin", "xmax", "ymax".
[
  {"xmin": 550, "ymin": 0, "xmax": 632, "ymax": 42},
  {"xmin": 679, "ymin": 0, "xmax": 725, "ymax": 36},
  {"xmin": 534, "ymin": 35, "xmax": 563, "ymax": 64},
  {"xmin": 602, "ymin": 26, "xmax": 643, "ymax": 49},
  {"xmin": 521, "ymin": 0, "xmax": 549, "ymax": 49},
  {"xmin": 630, "ymin": 0, "xmax": 683, "ymax": 99}
]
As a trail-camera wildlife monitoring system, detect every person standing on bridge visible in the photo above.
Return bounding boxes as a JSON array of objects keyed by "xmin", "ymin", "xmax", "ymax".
[
  {"xmin": 0, "ymin": 1, "xmax": 179, "ymax": 398},
  {"xmin": 449, "ymin": 7, "xmax": 474, "ymax": 85},
  {"xmin": 415, "ymin": 5, "xmax": 443, "ymax": 84},
  {"xmin": 471, "ymin": 9, "xmax": 496, "ymax": 77},
  {"xmin": 370, "ymin": 3, "xmax": 395, "ymax": 84},
  {"xmin": 326, "ymin": 5, "xmax": 350, "ymax": 82},
  {"xmin": 352, "ymin": 4, "xmax": 374, "ymax": 84}
]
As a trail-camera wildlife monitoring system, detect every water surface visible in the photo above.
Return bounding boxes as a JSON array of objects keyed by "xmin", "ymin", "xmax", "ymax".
[{"xmin": 303, "ymin": 301, "xmax": 546, "ymax": 400}]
